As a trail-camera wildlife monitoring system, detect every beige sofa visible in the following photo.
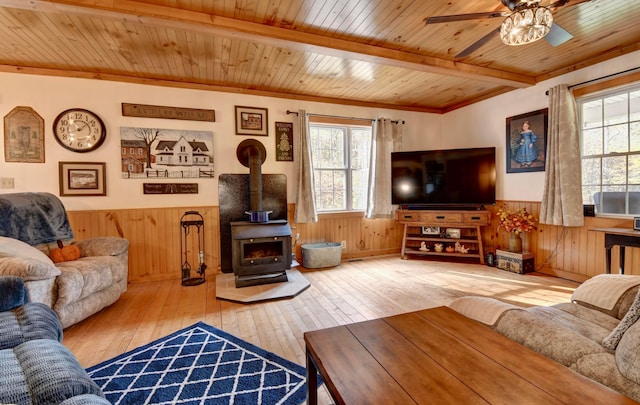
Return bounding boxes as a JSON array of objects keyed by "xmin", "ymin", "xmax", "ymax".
[
  {"xmin": 449, "ymin": 274, "xmax": 640, "ymax": 402},
  {"xmin": 0, "ymin": 192, "xmax": 128, "ymax": 328}
]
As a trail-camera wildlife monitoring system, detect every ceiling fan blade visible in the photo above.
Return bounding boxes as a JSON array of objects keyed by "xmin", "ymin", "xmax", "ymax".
[
  {"xmin": 455, "ymin": 27, "xmax": 501, "ymax": 58},
  {"xmin": 425, "ymin": 12, "xmax": 509, "ymax": 24},
  {"xmin": 544, "ymin": 22, "xmax": 573, "ymax": 46}
]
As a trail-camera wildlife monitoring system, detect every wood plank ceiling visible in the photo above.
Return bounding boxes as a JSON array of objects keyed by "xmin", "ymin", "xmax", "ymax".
[{"xmin": 0, "ymin": 0, "xmax": 638, "ymax": 113}]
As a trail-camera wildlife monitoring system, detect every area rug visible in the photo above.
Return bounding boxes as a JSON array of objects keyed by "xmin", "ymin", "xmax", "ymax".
[{"xmin": 87, "ymin": 322, "xmax": 316, "ymax": 404}]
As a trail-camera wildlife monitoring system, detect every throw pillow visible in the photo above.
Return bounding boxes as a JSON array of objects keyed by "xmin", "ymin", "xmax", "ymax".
[
  {"xmin": 0, "ymin": 236, "xmax": 54, "ymax": 265},
  {"xmin": 603, "ymin": 288, "xmax": 640, "ymax": 351}
]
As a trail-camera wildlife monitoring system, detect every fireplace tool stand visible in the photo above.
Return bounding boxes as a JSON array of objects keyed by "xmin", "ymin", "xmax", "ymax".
[{"xmin": 180, "ymin": 211, "xmax": 206, "ymax": 286}]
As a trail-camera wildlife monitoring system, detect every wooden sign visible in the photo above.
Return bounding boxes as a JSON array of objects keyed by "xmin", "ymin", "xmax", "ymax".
[
  {"xmin": 275, "ymin": 122, "xmax": 293, "ymax": 161},
  {"xmin": 143, "ymin": 183, "xmax": 199, "ymax": 194},
  {"xmin": 122, "ymin": 103, "xmax": 215, "ymax": 122}
]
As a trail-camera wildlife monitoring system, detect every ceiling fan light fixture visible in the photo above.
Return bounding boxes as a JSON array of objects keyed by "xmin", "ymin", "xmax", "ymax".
[{"xmin": 500, "ymin": 5, "xmax": 553, "ymax": 46}]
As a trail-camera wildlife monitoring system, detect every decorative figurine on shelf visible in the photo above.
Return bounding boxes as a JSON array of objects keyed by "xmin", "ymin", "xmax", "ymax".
[
  {"xmin": 419, "ymin": 241, "xmax": 429, "ymax": 251},
  {"xmin": 445, "ymin": 245, "xmax": 455, "ymax": 253},
  {"xmin": 455, "ymin": 241, "xmax": 470, "ymax": 254},
  {"xmin": 434, "ymin": 243, "xmax": 444, "ymax": 252}
]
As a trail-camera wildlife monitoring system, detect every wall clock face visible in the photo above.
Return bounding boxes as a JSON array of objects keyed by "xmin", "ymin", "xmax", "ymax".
[{"xmin": 53, "ymin": 108, "xmax": 106, "ymax": 152}]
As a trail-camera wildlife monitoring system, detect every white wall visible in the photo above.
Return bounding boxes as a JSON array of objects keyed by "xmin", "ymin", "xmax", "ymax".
[
  {"xmin": 0, "ymin": 73, "xmax": 440, "ymax": 210},
  {"xmin": 2, "ymin": 49, "xmax": 637, "ymax": 210},
  {"xmin": 442, "ymin": 50, "xmax": 640, "ymax": 202}
]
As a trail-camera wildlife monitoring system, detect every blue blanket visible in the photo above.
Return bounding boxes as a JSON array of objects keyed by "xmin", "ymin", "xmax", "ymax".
[{"xmin": 0, "ymin": 192, "xmax": 74, "ymax": 245}]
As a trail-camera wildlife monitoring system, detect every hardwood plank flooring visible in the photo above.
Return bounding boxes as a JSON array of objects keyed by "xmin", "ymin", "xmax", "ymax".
[{"xmin": 62, "ymin": 255, "xmax": 580, "ymax": 404}]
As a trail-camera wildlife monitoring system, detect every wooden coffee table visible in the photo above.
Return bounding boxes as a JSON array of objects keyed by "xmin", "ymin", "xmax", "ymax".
[{"xmin": 304, "ymin": 306, "xmax": 637, "ymax": 404}]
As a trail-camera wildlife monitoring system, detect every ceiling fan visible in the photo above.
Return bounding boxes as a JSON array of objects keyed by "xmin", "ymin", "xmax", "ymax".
[{"xmin": 425, "ymin": 0, "xmax": 591, "ymax": 58}]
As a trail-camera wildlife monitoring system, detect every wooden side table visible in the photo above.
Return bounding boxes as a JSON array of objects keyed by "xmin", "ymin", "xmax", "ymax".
[{"xmin": 590, "ymin": 227, "xmax": 640, "ymax": 274}]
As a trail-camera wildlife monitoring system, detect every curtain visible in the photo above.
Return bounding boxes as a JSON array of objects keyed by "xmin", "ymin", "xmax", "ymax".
[
  {"xmin": 540, "ymin": 84, "xmax": 584, "ymax": 226},
  {"xmin": 294, "ymin": 109, "xmax": 318, "ymax": 223},
  {"xmin": 366, "ymin": 118, "xmax": 404, "ymax": 219}
]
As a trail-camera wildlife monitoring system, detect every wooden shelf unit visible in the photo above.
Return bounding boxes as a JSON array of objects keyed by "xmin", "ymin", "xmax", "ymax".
[{"xmin": 396, "ymin": 209, "xmax": 491, "ymax": 264}]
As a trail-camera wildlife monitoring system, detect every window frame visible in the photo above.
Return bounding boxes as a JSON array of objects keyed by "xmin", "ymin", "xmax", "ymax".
[
  {"xmin": 577, "ymin": 82, "xmax": 640, "ymax": 216},
  {"xmin": 309, "ymin": 118, "xmax": 373, "ymax": 213}
]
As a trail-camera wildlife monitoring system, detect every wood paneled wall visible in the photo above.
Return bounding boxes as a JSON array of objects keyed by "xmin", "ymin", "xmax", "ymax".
[
  {"xmin": 483, "ymin": 201, "xmax": 639, "ymax": 282},
  {"xmin": 68, "ymin": 206, "xmax": 220, "ymax": 283},
  {"xmin": 67, "ymin": 201, "xmax": 638, "ymax": 284},
  {"xmin": 67, "ymin": 205, "xmax": 402, "ymax": 283}
]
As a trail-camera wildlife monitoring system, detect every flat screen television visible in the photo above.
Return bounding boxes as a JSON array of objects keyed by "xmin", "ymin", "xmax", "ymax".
[{"xmin": 391, "ymin": 147, "xmax": 496, "ymax": 209}]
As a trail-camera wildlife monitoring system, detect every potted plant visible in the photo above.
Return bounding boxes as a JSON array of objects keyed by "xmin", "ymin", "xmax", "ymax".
[{"xmin": 497, "ymin": 206, "xmax": 537, "ymax": 253}]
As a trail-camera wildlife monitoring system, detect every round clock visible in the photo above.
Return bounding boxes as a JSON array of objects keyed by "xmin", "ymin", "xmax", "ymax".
[{"xmin": 53, "ymin": 108, "xmax": 106, "ymax": 152}]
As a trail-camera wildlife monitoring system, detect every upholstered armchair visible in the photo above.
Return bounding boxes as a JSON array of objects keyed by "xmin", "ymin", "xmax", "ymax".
[
  {"xmin": 0, "ymin": 192, "xmax": 129, "ymax": 328},
  {"xmin": 0, "ymin": 276, "xmax": 110, "ymax": 404}
]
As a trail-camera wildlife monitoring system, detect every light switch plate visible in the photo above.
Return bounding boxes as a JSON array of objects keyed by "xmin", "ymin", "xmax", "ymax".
[{"xmin": 0, "ymin": 177, "xmax": 14, "ymax": 189}]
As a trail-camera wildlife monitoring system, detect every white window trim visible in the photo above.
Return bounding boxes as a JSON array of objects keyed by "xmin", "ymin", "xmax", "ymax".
[{"xmin": 578, "ymin": 82, "xmax": 640, "ymax": 217}]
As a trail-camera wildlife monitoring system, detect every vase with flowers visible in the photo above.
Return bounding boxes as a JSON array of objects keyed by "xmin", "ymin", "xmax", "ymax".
[{"xmin": 497, "ymin": 205, "xmax": 537, "ymax": 253}]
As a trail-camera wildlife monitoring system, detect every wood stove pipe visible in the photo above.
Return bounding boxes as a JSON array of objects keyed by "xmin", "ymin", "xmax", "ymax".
[
  {"xmin": 236, "ymin": 139, "xmax": 267, "ymax": 212},
  {"xmin": 248, "ymin": 145, "xmax": 262, "ymax": 211}
]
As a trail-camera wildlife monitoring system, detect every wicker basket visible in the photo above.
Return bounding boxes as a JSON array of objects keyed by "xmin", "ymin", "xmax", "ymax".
[{"xmin": 301, "ymin": 242, "xmax": 342, "ymax": 268}]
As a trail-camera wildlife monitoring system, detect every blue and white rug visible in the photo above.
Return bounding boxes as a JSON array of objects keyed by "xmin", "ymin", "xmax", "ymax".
[{"xmin": 87, "ymin": 322, "xmax": 314, "ymax": 404}]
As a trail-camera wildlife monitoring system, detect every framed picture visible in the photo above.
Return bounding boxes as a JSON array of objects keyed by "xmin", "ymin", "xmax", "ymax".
[
  {"xmin": 3, "ymin": 106, "xmax": 45, "ymax": 163},
  {"xmin": 59, "ymin": 162, "xmax": 106, "ymax": 196},
  {"xmin": 120, "ymin": 127, "xmax": 214, "ymax": 179},
  {"xmin": 506, "ymin": 108, "xmax": 548, "ymax": 173},
  {"xmin": 422, "ymin": 226, "xmax": 441, "ymax": 235},
  {"xmin": 235, "ymin": 106, "xmax": 268, "ymax": 136},
  {"xmin": 275, "ymin": 121, "xmax": 294, "ymax": 161},
  {"xmin": 446, "ymin": 228, "xmax": 461, "ymax": 239}
]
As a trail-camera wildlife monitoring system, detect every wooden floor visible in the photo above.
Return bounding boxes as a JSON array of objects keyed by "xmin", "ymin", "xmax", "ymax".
[{"xmin": 63, "ymin": 255, "xmax": 580, "ymax": 404}]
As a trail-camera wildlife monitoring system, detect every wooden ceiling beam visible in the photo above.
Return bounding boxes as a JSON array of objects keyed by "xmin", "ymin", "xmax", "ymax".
[{"xmin": 0, "ymin": 0, "xmax": 535, "ymax": 89}]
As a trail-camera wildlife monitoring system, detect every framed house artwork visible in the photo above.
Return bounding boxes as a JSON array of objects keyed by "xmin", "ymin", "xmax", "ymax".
[
  {"xmin": 506, "ymin": 108, "xmax": 548, "ymax": 173},
  {"xmin": 120, "ymin": 127, "xmax": 214, "ymax": 179},
  {"xmin": 3, "ymin": 106, "xmax": 45, "ymax": 163},
  {"xmin": 59, "ymin": 162, "xmax": 106, "ymax": 196},
  {"xmin": 235, "ymin": 106, "xmax": 268, "ymax": 136}
]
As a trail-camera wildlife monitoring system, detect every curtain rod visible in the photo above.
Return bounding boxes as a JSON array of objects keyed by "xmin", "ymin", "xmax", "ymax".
[
  {"xmin": 545, "ymin": 66, "xmax": 640, "ymax": 95},
  {"xmin": 286, "ymin": 110, "xmax": 405, "ymax": 124}
]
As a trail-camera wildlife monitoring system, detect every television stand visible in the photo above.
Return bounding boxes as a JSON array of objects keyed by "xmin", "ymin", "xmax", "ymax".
[
  {"xmin": 402, "ymin": 205, "xmax": 486, "ymax": 211},
  {"xmin": 395, "ymin": 209, "xmax": 490, "ymax": 264}
]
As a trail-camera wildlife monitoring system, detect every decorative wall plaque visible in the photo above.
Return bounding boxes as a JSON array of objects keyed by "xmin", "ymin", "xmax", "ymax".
[
  {"xmin": 3, "ymin": 106, "xmax": 45, "ymax": 163},
  {"xmin": 143, "ymin": 183, "xmax": 199, "ymax": 194},
  {"xmin": 122, "ymin": 103, "xmax": 215, "ymax": 122},
  {"xmin": 275, "ymin": 122, "xmax": 293, "ymax": 161}
]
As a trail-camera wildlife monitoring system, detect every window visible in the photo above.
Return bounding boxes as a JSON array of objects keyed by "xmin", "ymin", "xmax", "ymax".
[
  {"xmin": 309, "ymin": 121, "xmax": 372, "ymax": 212},
  {"xmin": 579, "ymin": 84, "xmax": 640, "ymax": 215}
]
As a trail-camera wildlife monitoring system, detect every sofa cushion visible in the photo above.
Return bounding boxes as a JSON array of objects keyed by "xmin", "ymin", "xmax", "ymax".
[
  {"xmin": 615, "ymin": 318, "xmax": 640, "ymax": 385},
  {"xmin": 603, "ymin": 288, "xmax": 640, "ymax": 351},
  {"xmin": 73, "ymin": 237, "xmax": 129, "ymax": 257},
  {"xmin": 571, "ymin": 274, "xmax": 640, "ymax": 318},
  {"xmin": 494, "ymin": 309, "xmax": 607, "ymax": 367},
  {"xmin": 448, "ymin": 296, "xmax": 521, "ymax": 326},
  {"xmin": 0, "ymin": 302, "xmax": 62, "ymax": 350},
  {"xmin": 528, "ymin": 304, "xmax": 615, "ymax": 344},
  {"xmin": 0, "ymin": 256, "xmax": 61, "ymax": 281},
  {"xmin": 0, "ymin": 236, "xmax": 54, "ymax": 265},
  {"xmin": 0, "ymin": 339, "xmax": 104, "ymax": 405},
  {"xmin": 573, "ymin": 352, "xmax": 640, "ymax": 402},
  {"xmin": 54, "ymin": 256, "xmax": 120, "ymax": 306},
  {"xmin": 59, "ymin": 394, "xmax": 112, "ymax": 405}
]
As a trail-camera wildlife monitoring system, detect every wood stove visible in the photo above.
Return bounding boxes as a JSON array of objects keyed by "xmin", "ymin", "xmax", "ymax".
[
  {"xmin": 229, "ymin": 139, "xmax": 292, "ymax": 288},
  {"xmin": 231, "ymin": 219, "xmax": 292, "ymax": 287}
]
